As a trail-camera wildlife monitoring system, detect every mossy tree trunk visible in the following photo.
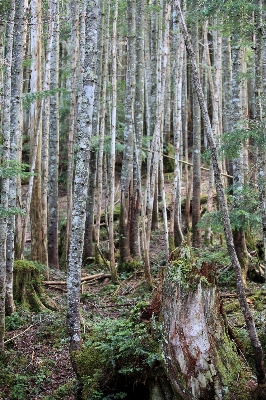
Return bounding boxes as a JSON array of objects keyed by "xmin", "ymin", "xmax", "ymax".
[
  {"xmin": 13, "ymin": 260, "xmax": 56, "ymax": 312},
  {"xmin": 162, "ymin": 252, "xmax": 253, "ymax": 399}
]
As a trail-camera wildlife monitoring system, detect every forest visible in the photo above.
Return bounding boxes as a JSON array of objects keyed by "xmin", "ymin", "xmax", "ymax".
[{"xmin": 1, "ymin": 0, "xmax": 266, "ymax": 399}]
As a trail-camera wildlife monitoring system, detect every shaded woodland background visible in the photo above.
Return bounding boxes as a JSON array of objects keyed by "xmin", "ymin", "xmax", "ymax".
[{"xmin": 1, "ymin": 0, "xmax": 266, "ymax": 399}]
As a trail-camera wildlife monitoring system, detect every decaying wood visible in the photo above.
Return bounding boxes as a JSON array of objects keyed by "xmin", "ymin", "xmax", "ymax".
[
  {"xmin": 162, "ymin": 248, "xmax": 253, "ymax": 399},
  {"xmin": 43, "ymin": 273, "xmax": 111, "ymax": 286}
]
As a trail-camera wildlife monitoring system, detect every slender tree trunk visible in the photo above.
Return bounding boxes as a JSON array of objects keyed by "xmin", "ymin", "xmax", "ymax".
[
  {"xmin": 95, "ymin": 0, "xmax": 110, "ymax": 248},
  {"xmin": 29, "ymin": 0, "xmax": 45, "ymax": 263},
  {"xmin": 256, "ymin": 1, "xmax": 266, "ymax": 271},
  {"xmin": 119, "ymin": 0, "xmax": 136, "ymax": 264},
  {"xmin": 145, "ymin": 2, "xmax": 171, "ymax": 281},
  {"xmin": 170, "ymin": 16, "xmax": 184, "ymax": 250},
  {"xmin": 174, "ymin": 1, "xmax": 266, "ymax": 392},
  {"xmin": 109, "ymin": 0, "xmax": 119, "ymax": 283},
  {"xmin": 0, "ymin": 0, "xmax": 15, "ymax": 352},
  {"xmin": 191, "ymin": 19, "xmax": 201, "ymax": 248},
  {"xmin": 41, "ymin": 0, "xmax": 52, "ymax": 273},
  {"xmin": 48, "ymin": 0, "xmax": 60, "ymax": 268},
  {"xmin": 6, "ymin": 0, "xmax": 26, "ymax": 316},
  {"xmin": 231, "ymin": 38, "xmax": 249, "ymax": 284},
  {"xmin": 66, "ymin": 0, "xmax": 80, "ymax": 267},
  {"xmin": 83, "ymin": 0, "xmax": 102, "ymax": 263},
  {"xmin": 67, "ymin": 0, "xmax": 99, "ymax": 353},
  {"xmin": 130, "ymin": 0, "xmax": 145, "ymax": 260}
]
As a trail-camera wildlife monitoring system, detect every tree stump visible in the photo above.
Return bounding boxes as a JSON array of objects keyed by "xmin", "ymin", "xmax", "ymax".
[
  {"xmin": 13, "ymin": 260, "xmax": 57, "ymax": 312},
  {"xmin": 162, "ymin": 245, "xmax": 253, "ymax": 400}
]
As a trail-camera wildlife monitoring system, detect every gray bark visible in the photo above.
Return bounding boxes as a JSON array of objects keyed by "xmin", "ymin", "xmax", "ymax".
[
  {"xmin": 174, "ymin": 0, "xmax": 266, "ymax": 389},
  {"xmin": 6, "ymin": 0, "xmax": 26, "ymax": 316},
  {"xmin": 191, "ymin": 19, "xmax": 201, "ymax": 248},
  {"xmin": 67, "ymin": 0, "xmax": 99, "ymax": 352},
  {"xmin": 109, "ymin": 0, "xmax": 119, "ymax": 282},
  {"xmin": 119, "ymin": 0, "xmax": 136, "ymax": 264},
  {"xmin": 65, "ymin": 0, "xmax": 80, "ymax": 267},
  {"xmin": 0, "ymin": 0, "xmax": 15, "ymax": 352},
  {"xmin": 48, "ymin": 0, "xmax": 60, "ymax": 268}
]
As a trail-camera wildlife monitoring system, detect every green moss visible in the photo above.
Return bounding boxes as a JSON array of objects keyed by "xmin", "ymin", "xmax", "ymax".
[
  {"xmin": 72, "ymin": 305, "xmax": 163, "ymax": 399},
  {"xmin": 223, "ymin": 300, "xmax": 240, "ymax": 313},
  {"xmin": 215, "ymin": 332, "xmax": 252, "ymax": 400},
  {"xmin": 117, "ymin": 259, "xmax": 143, "ymax": 273},
  {"xmin": 13, "ymin": 260, "xmax": 56, "ymax": 312},
  {"xmin": 168, "ymin": 236, "xmax": 175, "ymax": 253},
  {"xmin": 43, "ymin": 379, "xmax": 77, "ymax": 400}
]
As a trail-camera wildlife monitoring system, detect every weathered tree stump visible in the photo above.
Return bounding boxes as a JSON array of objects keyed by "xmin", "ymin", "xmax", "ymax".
[
  {"xmin": 14, "ymin": 260, "xmax": 57, "ymax": 312},
  {"xmin": 162, "ymin": 245, "xmax": 254, "ymax": 400}
]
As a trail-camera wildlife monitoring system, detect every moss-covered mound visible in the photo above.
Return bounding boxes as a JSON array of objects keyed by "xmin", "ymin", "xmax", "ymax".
[
  {"xmin": 14, "ymin": 260, "xmax": 56, "ymax": 312},
  {"xmin": 72, "ymin": 304, "xmax": 173, "ymax": 399}
]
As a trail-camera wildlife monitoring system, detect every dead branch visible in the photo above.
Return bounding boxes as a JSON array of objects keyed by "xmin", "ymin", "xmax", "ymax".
[
  {"xmin": 4, "ymin": 324, "xmax": 34, "ymax": 344},
  {"xmin": 42, "ymin": 273, "xmax": 111, "ymax": 286}
]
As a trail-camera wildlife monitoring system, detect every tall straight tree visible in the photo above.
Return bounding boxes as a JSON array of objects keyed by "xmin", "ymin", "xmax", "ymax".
[
  {"xmin": 65, "ymin": 0, "xmax": 80, "ymax": 267},
  {"xmin": 29, "ymin": 0, "xmax": 46, "ymax": 263},
  {"xmin": 170, "ymin": 15, "xmax": 184, "ymax": 250},
  {"xmin": 0, "ymin": 0, "xmax": 15, "ymax": 351},
  {"xmin": 191, "ymin": 17, "xmax": 201, "ymax": 248},
  {"xmin": 6, "ymin": 0, "xmax": 26, "ymax": 316},
  {"xmin": 41, "ymin": 0, "xmax": 52, "ymax": 272},
  {"xmin": 67, "ymin": 0, "xmax": 99, "ymax": 353},
  {"xmin": 174, "ymin": 2, "xmax": 266, "ymax": 394},
  {"xmin": 48, "ymin": 0, "xmax": 60, "ymax": 268},
  {"xmin": 131, "ymin": 0, "xmax": 145, "ymax": 260},
  {"xmin": 231, "ymin": 35, "xmax": 249, "ymax": 283},
  {"xmin": 95, "ymin": 0, "xmax": 111, "ymax": 249},
  {"xmin": 119, "ymin": 0, "xmax": 136, "ymax": 264},
  {"xmin": 109, "ymin": 0, "xmax": 119, "ymax": 283}
]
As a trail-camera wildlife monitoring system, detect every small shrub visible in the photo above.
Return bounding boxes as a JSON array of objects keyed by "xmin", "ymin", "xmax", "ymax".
[
  {"xmin": 5, "ymin": 312, "xmax": 27, "ymax": 331},
  {"xmin": 73, "ymin": 304, "xmax": 162, "ymax": 399}
]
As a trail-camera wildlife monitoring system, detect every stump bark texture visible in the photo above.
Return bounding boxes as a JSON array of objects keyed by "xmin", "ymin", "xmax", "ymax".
[{"xmin": 162, "ymin": 248, "xmax": 253, "ymax": 400}]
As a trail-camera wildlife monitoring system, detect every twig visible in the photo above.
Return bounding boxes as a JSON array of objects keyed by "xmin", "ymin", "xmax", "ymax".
[{"xmin": 4, "ymin": 324, "xmax": 34, "ymax": 344}]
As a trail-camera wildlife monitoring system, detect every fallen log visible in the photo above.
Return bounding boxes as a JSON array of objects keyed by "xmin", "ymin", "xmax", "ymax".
[{"xmin": 42, "ymin": 273, "xmax": 111, "ymax": 286}]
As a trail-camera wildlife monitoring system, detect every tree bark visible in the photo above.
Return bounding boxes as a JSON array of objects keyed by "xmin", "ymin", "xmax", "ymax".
[
  {"xmin": 0, "ymin": 0, "xmax": 15, "ymax": 352},
  {"xmin": 29, "ymin": 0, "xmax": 46, "ymax": 264},
  {"xmin": 119, "ymin": 0, "xmax": 136, "ymax": 264},
  {"xmin": 6, "ymin": 0, "xmax": 26, "ymax": 316},
  {"xmin": 162, "ymin": 249, "xmax": 253, "ymax": 399},
  {"xmin": 48, "ymin": 0, "xmax": 60, "ymax": 269},
  {"xmin": 174, "ymin": 0, "xmax": 266, "ymax": 391},
  {"xmin": 67, "ymin": 0, "xmax": 99, "ymax": 353},
  {"xmin": 191, "ymin": 19, "xmax": 202, "ymax": 249}
]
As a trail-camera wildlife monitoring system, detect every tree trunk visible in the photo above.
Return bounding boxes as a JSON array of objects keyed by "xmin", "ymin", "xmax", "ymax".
[
  {"xmin": 6, "ymin": 0, "xmax": 26, "ymax": 316},
  {"xmin": 174, "ymin": 0, "xmax": 266, "ymax": 392},
  {"xmin": 108, "ymin": 0, "xmax": 119, "ymax": 283},
  {"xmin": 66, "ymin": 0, "xmax": 80, "ymax": 267},
  {"xmin": 119, "ymin": 0, "xmax": 136, "ymax": 265},
  {"xmin": 13, "ymin": 260, "xmax": 56, "ymax": 312},
  {"xmin": 48, "ymin": 0, "xmax": 60, "ymax": 269},
  {"xmin": 0, "ymin": 0, "xmax": 15, "ymax": 352},
  {"xmin": 67, "ymin": 0, "xmax": 99, "ymax": 353},
  {"xmin": 30, "ymin": 0, "xmax": 46, "ymax": 264},
  {"xmin": 162, "ymin": 247, "xmax": 253, "ymax": 399},
  {"xmin": 41, "ymin": 0, "xmax": 52, "ymax": 273},
  {"xmin": 191, "ymin": 19, "xmax": 202, "ymax": 249}
]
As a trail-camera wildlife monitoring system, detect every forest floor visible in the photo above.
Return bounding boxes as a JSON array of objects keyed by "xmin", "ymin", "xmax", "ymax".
[{"xmin": 1, "ymin": 172, "xmax": 266, "ymax": 399}]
